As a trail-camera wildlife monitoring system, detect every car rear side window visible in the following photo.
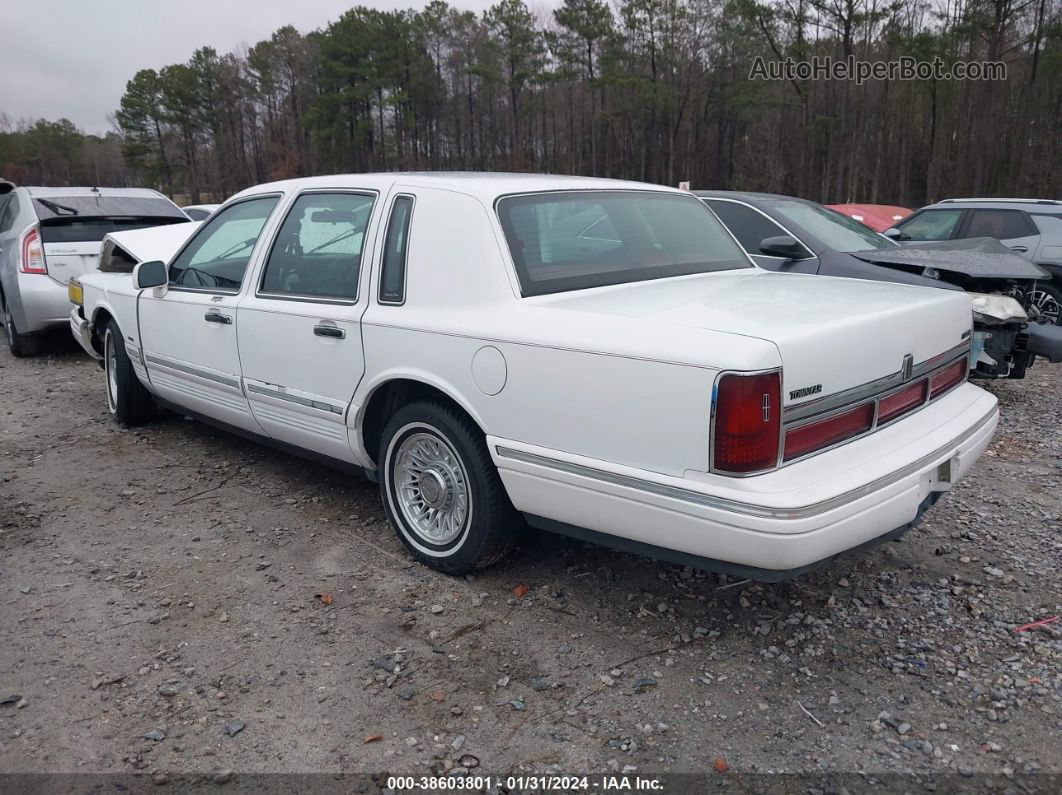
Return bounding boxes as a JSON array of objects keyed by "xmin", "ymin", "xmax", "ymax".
[
  {"xmin": 379, "ymin": 195, "xmax": 414, "ymax": 304},
  {"xmin": 704, "ymin": 199, "xmax": 798, "ymax": 257},
  {"xmin": 497, "ymin": 191, "xmax": 750, "ymax": 296},
  {"xmin": 259, "ymin": 192, "xmax": 375, "ymax": 302},
  {"xmin": 169, "ymin": 196, "xmax": 280, "ymax": 292},
  {"xmin": 964, "ymin": 209, "xmax": 1036, "ymax": 240},
  {"xmin": 896, "ymin": 209, "xmax": 963, "ymax": 241}
]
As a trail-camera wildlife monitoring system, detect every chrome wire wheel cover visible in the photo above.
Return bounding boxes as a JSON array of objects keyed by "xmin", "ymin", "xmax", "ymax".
[
  {"xmin": 394, "ymin": 431, "xmax": 470, "ymax": 545},
  {"xmin": 1028, "ymin": 288, "xmax": 1061, "ymax": 326},
  {"xmin": 105, "ymin": 331, "xmax": 118, "ymax": 413}
]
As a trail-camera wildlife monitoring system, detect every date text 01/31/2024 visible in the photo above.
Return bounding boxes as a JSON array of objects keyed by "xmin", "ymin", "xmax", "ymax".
[{"xmin": 386, "ymin": 775, "xmax": 665, "ymax": 791}]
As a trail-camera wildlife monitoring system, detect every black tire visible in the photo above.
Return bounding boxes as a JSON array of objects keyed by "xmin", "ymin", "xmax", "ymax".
[
  {"xmin": 103, "ymin": 319, "xmax": 155, "ymax": 425},
  {"xmin": 2, "ymin": 295, "xmax": 40, "ymax": 357},
  {"xmin": 1028, "ymin": 280, "xmax": 1062, "ymax": 326},
  {"xmin": 378, "ymin": 400, "xmax": 521, "ymax": 574}
]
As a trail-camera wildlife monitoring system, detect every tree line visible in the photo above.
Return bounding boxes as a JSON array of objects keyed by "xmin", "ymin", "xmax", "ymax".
[{"xmin": 2, "ymin": 0, "xmax": 1060, "ymax": 207}]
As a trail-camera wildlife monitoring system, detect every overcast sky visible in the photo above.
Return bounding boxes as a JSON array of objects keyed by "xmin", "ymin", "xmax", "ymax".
[{"xmin": 0, "ymin": 0, "xmax": 554, "ymax": 135}]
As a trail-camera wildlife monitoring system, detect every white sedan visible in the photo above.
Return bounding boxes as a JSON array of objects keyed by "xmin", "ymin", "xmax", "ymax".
[{"xmin": 70, "ymin": 173, "xmax": 997, "ymax": 579}]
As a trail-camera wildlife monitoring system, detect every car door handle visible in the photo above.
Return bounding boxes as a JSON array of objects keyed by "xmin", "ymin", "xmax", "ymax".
[
  {"xmin": 313, "ymin": 325, "xmax": 345, "ymax": 339},
  {"xmin": 204, "ymin": 312, "xmax": 232, "ymax": 325},
  {"xmin": 1009, "ymin": 245, "xmax": 1028, "ymax": 253}
]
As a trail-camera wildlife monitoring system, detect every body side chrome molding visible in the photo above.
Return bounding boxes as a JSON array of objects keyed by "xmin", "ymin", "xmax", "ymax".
[
  {"xmin": 495, "ymin": 405, "xmax": 995, "ymax": 521},
  {"xmin": 245, "ymin": 382, "xmax": 345, "ymax": 416},
  {"xmin": 144, "ymin": 354, "xmax": 240, "ymax": 389}
]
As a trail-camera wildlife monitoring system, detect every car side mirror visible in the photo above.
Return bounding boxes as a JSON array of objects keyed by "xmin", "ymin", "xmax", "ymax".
[
  {"xmin": 882, "ymin": 227, "xmax": 903, "ymax": 240},
  {"xmin": 759, "ymin": 235, "xmax": 807, "ymax": 260},
  {"xmin": 134, "ymin": 260, "xmax": 167, "ymax": 290}
]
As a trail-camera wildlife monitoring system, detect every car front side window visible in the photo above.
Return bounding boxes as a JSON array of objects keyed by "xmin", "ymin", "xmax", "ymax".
[
  {"xmin": 259, "ymin": 192, "xmax": 375, "ymax": 302},
  {"xmin": 168, "ymin": 196, "xmax": 280, "ymax": 292},
  {"xmin": 895, "ymin": 209, "xmax": 963, "ymax": 241}
]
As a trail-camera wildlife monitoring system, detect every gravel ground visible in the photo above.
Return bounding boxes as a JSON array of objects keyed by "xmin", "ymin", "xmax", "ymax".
[{"xmin": 1, "ymin": 331, "xmax": 1060, "ymax": 790}]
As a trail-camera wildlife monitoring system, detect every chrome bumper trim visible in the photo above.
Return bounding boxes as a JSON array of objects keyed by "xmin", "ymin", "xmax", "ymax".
[{"xmin": 496, "ymin": 405, "xmax": 996, "ymax": 521}]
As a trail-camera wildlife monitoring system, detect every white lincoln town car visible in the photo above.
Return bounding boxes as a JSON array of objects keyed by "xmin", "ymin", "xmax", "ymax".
[{"xmin": 69, "ymin": 173, "xmax": 998, "ymax": 579}]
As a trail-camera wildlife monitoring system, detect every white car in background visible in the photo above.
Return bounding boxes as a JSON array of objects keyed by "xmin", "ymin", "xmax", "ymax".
[
  {"xmin": 181, "ymin": 204, "xmax": 220, "ymax": 222},
  {"xmin": 0, "ymin": 184, "xmax": 188, "ymax": 355},
  {"xmin": 71, "ymin": 173, "xmax": 997, "ymax": 580}
]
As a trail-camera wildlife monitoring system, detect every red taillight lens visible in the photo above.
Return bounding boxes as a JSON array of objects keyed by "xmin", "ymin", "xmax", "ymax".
[
  {"xmin": 878, "ymin": 380, "xmax": 927, "ymax": 424},
  {"xmin": 713, "ymin": 371, "xmax": 781, "ymax": 474},
  {"xmin": 783, "ymin": 403, "xmax": 874, "ymax": 462},
  {"xmin": 929, "ymin": 360, "xmax": 965, "ymax": 398},
  {"xmin": 20, "ymin": 227, "xmax": 47, "ymax": 274}
]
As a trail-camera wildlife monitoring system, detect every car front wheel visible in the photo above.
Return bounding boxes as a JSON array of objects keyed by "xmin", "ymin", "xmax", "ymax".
[
  {"xmin": 379, "ymin": 400, "xmax": 520, "ymax": 574},
  {"xmin": 103, "ymin": 320, "xmax": 155, "ymax": 425}
]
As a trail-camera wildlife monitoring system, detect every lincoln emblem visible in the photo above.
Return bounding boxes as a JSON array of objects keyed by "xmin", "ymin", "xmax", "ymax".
[{"xmin": 902, "ymin": 353, "xmax": 914, "ymax": 381}]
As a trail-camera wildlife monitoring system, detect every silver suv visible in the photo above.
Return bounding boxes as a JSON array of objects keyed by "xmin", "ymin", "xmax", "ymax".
[
  {"xmin": 886, "ymin": 198, "xmax": 1062, "ymax": 325},
  {"xmin": 0, "ymin": 183, "xmax": 188, "ymax": 355}
]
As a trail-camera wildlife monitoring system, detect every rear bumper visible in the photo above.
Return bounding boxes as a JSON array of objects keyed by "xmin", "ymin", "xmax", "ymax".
[
  {"xmin": 11, "ymin": 273, "xmax": 70, "ymax": 332},
  {"xmin": 69, "ymin": 306, "xmax": 99, "ymax": 359},
  {"xmin": 491, "ymin": 384, "xmax": 998, "ymax": 578}
]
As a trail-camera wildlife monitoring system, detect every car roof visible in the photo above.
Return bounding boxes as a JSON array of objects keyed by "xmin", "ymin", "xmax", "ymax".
[
  {"xmin": 924, "ymin": 198, "xmax": 1062, "ymax": 211},
  {"xmin": 694, "ymin": 190, "xmax": 813, "ymax": 204},
  {"xmin": 24, "ymin": 186, "xmax": 167, "ymax": 199},
  {"xmin": 232, "ymin": 172, "xmax": 685, "ymax": 203}
]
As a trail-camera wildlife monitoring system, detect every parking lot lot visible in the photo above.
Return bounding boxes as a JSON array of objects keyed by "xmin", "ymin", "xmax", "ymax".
[{"xmin": 1, "ymin": 334, "xmax": 1059, "ymax": 785}]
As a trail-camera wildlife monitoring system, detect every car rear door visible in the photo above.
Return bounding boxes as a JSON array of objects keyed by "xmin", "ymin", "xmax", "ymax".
[
  {"xmin": 235, "ymin": 189, "xmax": 379, "ymax": 462},
  {"xmin": 958, "ymin": 208, "xmax": 1040, "ymax": 255},
  {"xmin": 139, "ymin": 195, "xmax": 281, "ymax": 434}
]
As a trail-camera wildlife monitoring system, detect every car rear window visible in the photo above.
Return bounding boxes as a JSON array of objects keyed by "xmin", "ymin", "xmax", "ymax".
[
  {"xmin": 32, "ymin": 195, "xmax": 185, "ymax": 221},
  {"xmin": 497, "ymin": 191, "xmax": 751, "ymax": 296},
  {"xmin": 39, "ymin": 217, "xmax": 189, "ymax": 244}
]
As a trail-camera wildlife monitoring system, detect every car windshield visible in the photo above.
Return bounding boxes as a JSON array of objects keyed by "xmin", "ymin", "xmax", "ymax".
[
  {"xmin": 767, "ymin": 200, "xmax": 896, "ymax": 252},
  {"xmin": 497, "ymin": 191, "xmax": 751, "ymax": 296}
]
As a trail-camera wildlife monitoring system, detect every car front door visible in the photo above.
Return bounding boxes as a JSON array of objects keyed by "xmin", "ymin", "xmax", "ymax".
[
  {"xmin": 235, "ymin": 190, "xmax": 377, "ymax": 462},
  {"xmin": 139, "ymin": 195, "xmax": 281, "ymax": 433}
]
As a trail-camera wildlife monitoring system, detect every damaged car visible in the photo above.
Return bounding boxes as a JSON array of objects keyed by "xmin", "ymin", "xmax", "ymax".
[{"xmin": 698, "ymin": 191, "xmax": 1062, "ymax": 378}]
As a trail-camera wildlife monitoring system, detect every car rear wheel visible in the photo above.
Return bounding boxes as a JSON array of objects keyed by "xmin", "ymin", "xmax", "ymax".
[
  {"xmin": 103, "ymin": 320, "xmax": 155, "ymax": 425},
  {"xmin": 379, "ymin": 400, "xmax": 521, "ymax": 574},
  {"xmin": 2, "ymin": 296, "xmax": 40, "ymax": 357}
]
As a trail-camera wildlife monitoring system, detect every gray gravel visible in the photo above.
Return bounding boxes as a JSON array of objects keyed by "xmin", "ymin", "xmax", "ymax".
[{"xmin": 0, "ymin": 333, "xmax": 1059, "ymax": 784}]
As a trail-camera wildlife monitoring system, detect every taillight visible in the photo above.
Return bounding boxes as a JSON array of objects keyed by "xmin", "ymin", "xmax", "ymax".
[
  {"xmin": 929, "ymin": 359, "xmax": 965, "ymax": 398},
  {"xmin": 878, "ymin": 380, "xmax": 927, "ymax": 425},
  {"xmin": 783, "ymin": 403, "xmax": 874, "ymax": 462},
  {"xmin": 712, "ymin": 371, "xmax": 781, "ymax": 474},
  {"xmin": 20, "ymin": 227, "xmax": 47, "ymax": 274}
]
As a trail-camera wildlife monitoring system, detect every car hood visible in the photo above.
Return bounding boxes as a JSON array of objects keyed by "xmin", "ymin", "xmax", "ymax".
[
  {"xmin": 103, "ymin": 221, "xmax": 200, "ymax": 264},
  {"xmin": 850, "ymin": 237, "xmax": 1049, "ymax": 280}
]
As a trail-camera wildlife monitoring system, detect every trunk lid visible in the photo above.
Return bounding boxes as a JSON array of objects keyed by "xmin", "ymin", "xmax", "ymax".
[
  {"xmin": 536, "ymin": 270, "xmax": 972, "ymax": 406},
  {"xmin": 42, "ymin": 239, "xmax": 102, "ymax": 285}
]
